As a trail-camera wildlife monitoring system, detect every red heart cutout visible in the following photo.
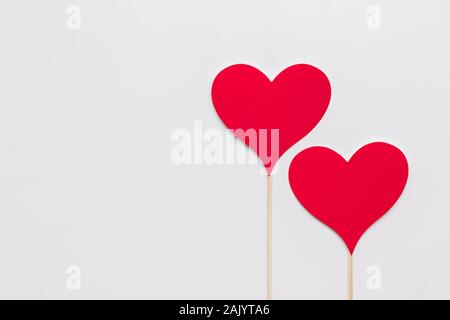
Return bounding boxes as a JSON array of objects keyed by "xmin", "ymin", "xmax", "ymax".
[
  {"xmin": 288, "ymin": 142, "xmax": 408, "ymax": 254},
  {"xmin": 211, "ymin": 64, "xmax": 331, "ymax": 174}
]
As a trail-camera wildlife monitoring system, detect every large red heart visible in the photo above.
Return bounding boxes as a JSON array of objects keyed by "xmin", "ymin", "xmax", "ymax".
[
  {"xmin": 288, "ymin": 142, "xmax": 408, "ymax": 254},
  {"xmin": 211, "ymin": 64, "xmax": 331, "ymax": 174}
]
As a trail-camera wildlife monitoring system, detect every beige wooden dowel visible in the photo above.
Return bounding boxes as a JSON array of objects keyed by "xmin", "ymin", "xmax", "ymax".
[
  {"xmin": 348, "ymin": 252, "xmax": 353, "ymax": 300},
  {"xmin": 267, "ymin": 175, "xmax": 273, "ymax": 300}
]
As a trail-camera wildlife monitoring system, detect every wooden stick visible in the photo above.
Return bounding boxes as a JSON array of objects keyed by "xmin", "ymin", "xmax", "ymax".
[
  {"xmin": 348, "ymin": 252, "xmax": 353, "ymax": 300},
  {"xmin": 267, "ymin": 175, "xmax": 273, "ymax": 299}
]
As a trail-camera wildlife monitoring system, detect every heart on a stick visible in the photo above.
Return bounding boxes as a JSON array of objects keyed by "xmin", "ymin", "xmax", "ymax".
[
  {"xmin": 288, "ymin": 142, "xmax": 408, "ymax": 253},
  {"xmin": 211, "ymin": 64, "xmax": 331, "ymax": 174}
]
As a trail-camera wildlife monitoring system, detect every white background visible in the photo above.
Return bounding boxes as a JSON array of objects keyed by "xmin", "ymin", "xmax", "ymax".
[{"xmin": 0, "ymin": 0, "xmax": 449, "ymax": 299}]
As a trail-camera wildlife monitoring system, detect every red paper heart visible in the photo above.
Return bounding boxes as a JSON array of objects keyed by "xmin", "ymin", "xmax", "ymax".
[
  {"xmin": 288, "ymin": 142, "xmax": 408, "ymax": 254},
  {"xmin": 211, "ymin": 64, "xmax": 331, "ymax": 174}
]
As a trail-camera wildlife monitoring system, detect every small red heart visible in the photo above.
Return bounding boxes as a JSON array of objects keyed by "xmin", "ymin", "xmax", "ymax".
[
  {"xmin": 288, "ymin": 142, "xmax": 408, "ymax": 254},
  {"xmin": 211, "ymin": 64, "xmax": 331, "ymax": 174}
]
